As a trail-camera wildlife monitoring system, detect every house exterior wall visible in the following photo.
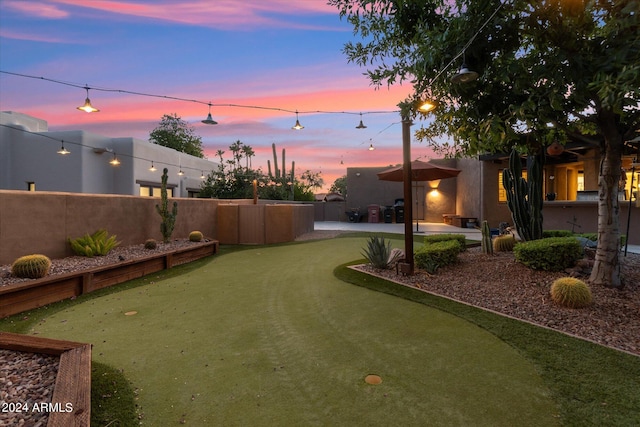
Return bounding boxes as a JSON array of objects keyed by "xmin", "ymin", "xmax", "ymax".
[{"xmin": 0, "ymin": 111, "xmax": 218, "ymax": 197}]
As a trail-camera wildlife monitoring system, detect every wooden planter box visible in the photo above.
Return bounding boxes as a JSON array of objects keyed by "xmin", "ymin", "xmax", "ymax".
[
  {"xmin": 0, "ymin": 241, "xmax": 219, "ymax": 319},
  {"xmin": 0, "ymin": 332, "xmax": 92, "ymax": 427}
]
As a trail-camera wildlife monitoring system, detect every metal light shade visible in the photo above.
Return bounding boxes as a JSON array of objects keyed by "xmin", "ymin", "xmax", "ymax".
[
  {"xmin": 202, "ymin": 113, "xmax": 218, "ymax": 125},
  {"xmin": 77, "ymin": 87, "xmax": 99, "ymax": 112},
  {"xmin": 356, "ymin": 120, "xmax": 367, "ymax": 129},
  {"xmin": 451, "ymin": 66, "xmax": 479, "ymax": 84},
  {"xmin": 368, "ymin": 143, "xmax": 375, "ymax": 151},
  {"xmin": 57, "ymin": 141, "xmax": 70, "ymax": 155},
  {"xmin": 77, "ymin": 97, "xmax": 99, "ymax": 113},
  {"xmin": 292, "ymin": 119, "xmax": 304, "ymax": 130}
]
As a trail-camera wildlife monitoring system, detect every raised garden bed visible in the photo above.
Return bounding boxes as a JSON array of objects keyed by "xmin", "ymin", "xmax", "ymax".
[
  {"xmin": 0, "ymin": 332, "xmax": 92, "ymax": 426},
  {"xmin": 0, "ymin": 240, "xmax": 219, "ymax": 319}
]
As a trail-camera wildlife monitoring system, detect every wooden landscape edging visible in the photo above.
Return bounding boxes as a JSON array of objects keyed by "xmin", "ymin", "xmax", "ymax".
[
  {"xmin": 0, "ymin": 332, "xmax": 92, "ymax": 427},
  {"xmin": 0, "ymin": 241, "xmax": 219, "ymax": 319}
]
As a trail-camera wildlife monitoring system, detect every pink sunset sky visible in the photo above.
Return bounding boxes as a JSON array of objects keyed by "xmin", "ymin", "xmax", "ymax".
[{"xmin": 0, "ymin": 0, "xmax": 439, "ymax": 191}]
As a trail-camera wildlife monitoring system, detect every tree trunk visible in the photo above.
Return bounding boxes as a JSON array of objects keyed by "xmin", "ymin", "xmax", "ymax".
[{"xmin": 589, "ymin": 112, "xmax": 623, "ymax": 288}]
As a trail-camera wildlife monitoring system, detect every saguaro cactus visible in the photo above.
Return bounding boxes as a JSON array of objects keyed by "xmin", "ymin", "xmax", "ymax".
[
  {"xmin": 502, "ymin": 148, "xmax": 544, "ymax": 241},
  {"xmin": 155, "ymin": 168, "xmax": 178, "ymax": 243}
]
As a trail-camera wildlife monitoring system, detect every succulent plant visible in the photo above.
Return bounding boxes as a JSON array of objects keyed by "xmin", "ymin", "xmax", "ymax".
[
  {"xmin": 493, "ymin": 235, "xmax": 516, "ymax": 252},
  {"xmin": 189, "ymin": 231, "xmax": 203, "ymax": 242},
  {"xmin": 144, "ymin": 238, "xmax": 158, "ymax": 250},
  {"xmin": 11, "ymin": 254, "xmax": 52, "ymax": 279},
  {"xmin": 550, "ymin": 277, "xmax": 593, "ymax": 308}
]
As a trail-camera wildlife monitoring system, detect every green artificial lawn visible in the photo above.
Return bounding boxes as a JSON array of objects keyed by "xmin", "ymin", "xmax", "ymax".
[{"xmin": 4, "ymin": 237, "xmax": 560, "ymax": 426}]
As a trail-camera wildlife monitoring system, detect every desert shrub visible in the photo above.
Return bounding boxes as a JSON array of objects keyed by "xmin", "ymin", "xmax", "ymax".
[
  {"xmin": 514, "ymin": 237, "xmax": 582, "ymax": 271},
  {"xmin": 493, "ymin": 235, "xmax": 516, "ymax": 252},
  {"xmin": 362, "ymin": 236, "xmax": 402, "ymax": 269},
  {"xmin": 576, "ymin": 233, "xmax": 597, "ymax": 241},
  {"xmin": 11, "ymin": 254, "xmax": 51, "ymax": 279},
  {"xmin": 423, "ymin": 233, "xmax": 466, "ymax": 251},
  {"xmin": 69, "ymin": 229, "xmax": 120, "ymax": 257},
  {"xmin": 550, "ymin": 277, "xmax": 593, "ymax": 308},
  {"xmin": 189, "ymin": 231, "xmax": 204, "ymax": 242},
  {"xmin": 144, "ymin": 239, "xmax": 157, "ymax": 250},
  {"xmin": 415, "ymin": 240, "xmax": 461, "ymax": 273},
  {"xmin": 542, "ymin": 230, "xmax": 574, "ymax": 238}
]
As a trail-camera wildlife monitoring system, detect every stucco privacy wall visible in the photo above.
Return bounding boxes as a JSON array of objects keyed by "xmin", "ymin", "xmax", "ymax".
[
  {"xmin": 0, "ymin": 190, "xmax": 220, "ymax": 264},
  {"xmin": 0, "ymin": 191, "xmax": 317, "ymax": 264}
]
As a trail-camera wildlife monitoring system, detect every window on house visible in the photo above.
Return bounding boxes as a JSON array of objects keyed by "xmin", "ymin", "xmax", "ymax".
[
  {"xmin": 139, "ymin": 186, "xmax": 173, "ymax": 197},
  {"xmin": 498, "ymin": 170, "xmax": 527, "ymax": 202}
]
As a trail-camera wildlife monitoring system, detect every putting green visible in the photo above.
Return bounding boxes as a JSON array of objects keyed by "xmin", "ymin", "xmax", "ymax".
[{"xmin": 30, "ymin": 238, "xmax": 559, "ymax": 426}]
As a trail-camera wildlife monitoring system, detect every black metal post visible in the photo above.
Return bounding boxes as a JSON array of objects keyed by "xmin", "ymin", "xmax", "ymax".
[
  {"xmin": 402, "ymin": 117, "xmax": 414, "ymax": 274},
  {"xmin": 624, "ymin": 163, "xmax": 636, "ymax": 257}
]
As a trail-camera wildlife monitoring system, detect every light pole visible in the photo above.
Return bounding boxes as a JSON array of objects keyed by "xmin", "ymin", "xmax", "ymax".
[{"xmin": 400, "ymin": 116, "xmax": 414, "ymax": 275}]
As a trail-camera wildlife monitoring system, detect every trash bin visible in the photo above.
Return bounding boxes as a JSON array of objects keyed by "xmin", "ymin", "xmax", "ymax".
[
  {"xmin": 367, "ymin": 205, "xmax": 380, "ymax": 223},
  {"xmin": 394, "ymin": 199, "xmax": 404, "ymax": 223},
  {"xmin": 383, "ymin": 206, "xmax": 394, "ymax": 223}
]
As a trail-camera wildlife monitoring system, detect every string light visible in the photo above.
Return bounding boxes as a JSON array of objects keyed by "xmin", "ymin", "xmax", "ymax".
[{"xmin": 0, "ymin": 71, "xmax": 400, "ymax": 128}]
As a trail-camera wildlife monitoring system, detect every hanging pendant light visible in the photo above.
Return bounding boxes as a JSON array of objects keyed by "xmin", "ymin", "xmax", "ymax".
[
  {"xmin": 178, "ymin": 167, "xmax": 184, "ymax": 176},
  {"xmin": 451, "ymin": 51, "xmax": 479, "ymax": 84},
  {"xmin": 292, "ymin": 111, "xmax": 304, "ymax": 130},
  {"xmin": 109, "ymin": 153, "xmax": 120, "ymax": 166},
  {"xmin": 149, "ymin": 161, "xmax": 157, "ymax": 171},
  {"xmin": 368, "ymin": 143, "xmax": 375, "ymax": 151},
  {"xmin": 200, "ymin": 171, "xmax": 206, "ymax": 179},
  {"xmin": 418, "ymin": 98, "xmax": 438, "ymax": 113},
  {"xmin": 202, "ymin": 103, "xmax": 218, "ymax": 125},
  {"xmin": 57, "ymin": 140, "xmax": 70, "ymax": 155},
  {"xmin": 356, "ymin": 113, "xmax": 367, "ymax": 129},
  {"xmin": 77, "ymin": 86, "xmax": 100, "ymax": 113}
]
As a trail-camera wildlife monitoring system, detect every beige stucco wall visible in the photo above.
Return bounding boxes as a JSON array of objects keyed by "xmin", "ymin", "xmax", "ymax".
[{"xmin": 0, "ymin": 191, "xmax": 315, "ymax": 264}]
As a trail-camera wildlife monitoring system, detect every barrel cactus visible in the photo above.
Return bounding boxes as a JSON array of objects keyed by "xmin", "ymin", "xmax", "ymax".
[
  {"xmin": 144, "ymin": 238, "xmax": 158, "ymax": 250},
  {"xmin": 550, "ymin": 277, "xmax": 592, "ymax": 308},
  {"xmin": 11, "ymin": 254, "xmax": 52, "ymax": 279},
  {"xmin": 189, "ymin": 231, "xmax": 203, "ymax": 242},
  {"xmin": 493, "ymin": 235, "xmax": 516, "ymax": 252}
]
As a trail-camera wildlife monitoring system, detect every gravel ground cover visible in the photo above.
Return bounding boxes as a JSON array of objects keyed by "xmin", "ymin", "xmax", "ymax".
[
  {"xmin": 0, "ymin": 350, "xmax": 59, "ymax": 427},
  {"xmin": 355, "ymin": 246, "xmax": 640, "ymax": 356}
]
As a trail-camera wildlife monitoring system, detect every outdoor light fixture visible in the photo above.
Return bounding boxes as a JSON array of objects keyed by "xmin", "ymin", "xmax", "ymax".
[
  {"xmin": 368, "ymin": 143, "xmax": 375, "ymax": 151},
  {"xmin": 356, "ymin": 113, "xmax": 367, "ymax": 129},
  {"xmin": 418, "ymin": 99, "xmax": 438, "ymax": 113},
  {"xmin": 109, "ymin": 153, "xmax": 120, "ymax": 166},
  {"xmin": 57, "ymin": 140, "xmax": 70, "ymax": 155},
  {"xmin": 292, "ymin": 111, "xmax": 304, "ymax": 130},
  {"xmin": 149, "ymin": 161, "xmax": 157, "ymax": 172},
  {"xmin": 77, "ymin": 86, "xmax": 99, "ymax": 113},
  {"xmin": 202, "ymin": 103, "xmax": 218, "ymax": 125},
  {"xmin": 200, "ymin": 171, "xmax": 205, "ymax": 179},
  {"xmin": 178, "ymin": 169, "xmax": 184, "ymax": 176},
  {"xmin": 451, "ymin": 52, "xmax": 479, "ymax": 84}
]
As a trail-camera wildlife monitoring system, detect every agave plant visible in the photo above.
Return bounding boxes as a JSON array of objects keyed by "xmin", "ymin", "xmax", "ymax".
[{"xmin": 361, "ymin": 236, "xmax": 403, "ymax": 269}]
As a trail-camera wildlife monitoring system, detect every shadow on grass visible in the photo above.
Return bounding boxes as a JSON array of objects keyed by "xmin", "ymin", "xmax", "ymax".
[{"xmin": 334, "ymin": 260, "xmax": 640, "ymax": 426}]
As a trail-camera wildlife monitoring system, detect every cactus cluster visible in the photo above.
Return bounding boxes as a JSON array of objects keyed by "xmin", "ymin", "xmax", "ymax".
[
  {"xmin": 11, "ymin": 254, "xmax": 51, "ymax": 279},
  {"xmin": 189, "ymin": 231, "xmax": 203, "ymax": 242},
  {"xmin": 502, "ymin": 148, "xmax": 544, "ymax": 242},
  {"xmin": 155, "ymin": 168, "xmax": 178, "ymax": 243},
  {"xmin": 481, "ymin": 220, "xmax": 494, "ymax": 255},
  {"xmin": 550, "ymin": 277, "xmax": 592, "ymax": 308},
  {"xmin": 493, "ymin": 235, "xmax": 516, "ymax": 252}
]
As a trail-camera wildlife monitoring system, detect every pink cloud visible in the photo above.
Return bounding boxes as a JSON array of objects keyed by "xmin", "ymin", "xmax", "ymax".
[
  {"xmin": 4, "ymin": 1, "xmax": 69, "ymax": 18},
  {"xmin": 48, "ymin": 0, "xmax": 340, "ymax": 30},
  {"xmin": 0, "ymin": 28, "xmax": 84, "ymax": 44}
]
